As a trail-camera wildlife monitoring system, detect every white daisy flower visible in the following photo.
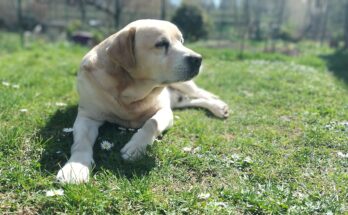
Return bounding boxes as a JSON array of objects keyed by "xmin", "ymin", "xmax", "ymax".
[
  {"xmin": 243, "ymin": 156, "xmax": 253, "ymax": 164},
  {"xmin": 45, "ymin": 189, "xmax": 64, "ymax": 197},
  {"xmin": 339, "ymin": 121, "xmax": 348, "ymax": 128},
  {"xmin": 280, "ymin": 115, "xmax": 291, "ymax": 122},
  {"xmin": 101, "ymin": 140, "xmax": 114, "ymax": 151},
  {"xmin": 231, "ymin": 153, "xmax": 240, "ymax": 160},
  {"xmin": 293, "ymin": 191, "xmax": 307, "ymax": 200},
  {"xmin": 326, "ymin": 211, "xmax": 333, "ymax": 215},
  {"xmin": 19, "ymin": 108, "xmax": 28, "ymax": 113},
  {"xmin": 62, "ymin": 128, "xmax": 74, "ymax": 133},
  {"xmin": 55, "ymin": 102, "xmax": 67, "ymax": 107},
  {"xmin": 193, "ymin": 146, "xmax": 201, "ymax": 154},
  {"xmin": 2, "ymin": 81, "xmax": 10, "ymax": 87},
  {"xmin": 209, "ymin": 202, "xmax": 228, "ymax": 208},
  {"xmin": 117, "ymin": 127, "xmax": 127, "ymax": 131},
  {"xmin": 182, "ymin": 146, "xmax": 192, "ymax": 152},
  {"xmin": 197, "ymin": 192, "xmax": 211, "ymax": 200},
  {"xmin": 337, "ymin": 152, "xmax": 348, "ymax": 158}
]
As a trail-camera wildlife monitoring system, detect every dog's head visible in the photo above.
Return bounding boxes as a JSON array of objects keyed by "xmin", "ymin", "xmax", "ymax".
[{"xmin": 106, "ymin": 19, "xmax": 202, "ymax": 84}]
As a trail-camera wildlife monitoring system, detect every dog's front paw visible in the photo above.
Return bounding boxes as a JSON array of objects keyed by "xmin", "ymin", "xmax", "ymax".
[
  {"xmin": 121, "ymin": 130, "xmax": 152, "ymax": 161},
  {"xmin": 210, "ymin": 99, "xmax": 229, "ymax": 118},
  {"xmin": 121, "ymin": 140, "xmax": 147, "ymax": 161},
  {"xmin": 57, "ymin": 162, "xmax": 90, "ymax": 184}
]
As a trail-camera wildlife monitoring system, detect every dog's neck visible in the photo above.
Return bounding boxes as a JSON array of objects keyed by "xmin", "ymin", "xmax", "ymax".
[
  {"xmin": 106, "ymin": 64, "xmax": 162, "ymax": 104},
  {"xmin": 119, "ymin": 79, "xmax": 164, "ymax": 104}
]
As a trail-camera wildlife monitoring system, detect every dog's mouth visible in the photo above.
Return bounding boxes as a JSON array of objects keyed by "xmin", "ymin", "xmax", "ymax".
[
  {"xmin": 161, "ymin": 69, "xmax": 200, "ymax": 84},
  {"xmin": 180, "ymin": 68, "xmax": 200, "ymax": 82},
  {"xmin": 187, "ymin": 66, "xmax": 200, "ymax": 79},
  {"xmin": 160, "ymin": 60, "xmax": 202, "ymax": 85}
]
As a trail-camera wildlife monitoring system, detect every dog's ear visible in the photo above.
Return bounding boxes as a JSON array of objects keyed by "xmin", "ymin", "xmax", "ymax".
[{"xmin": 106, "ymin": 27, "xmax": 136, "ymax": 71}]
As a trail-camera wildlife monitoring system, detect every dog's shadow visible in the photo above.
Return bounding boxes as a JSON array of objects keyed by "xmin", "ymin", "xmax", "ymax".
[{"xmin": 39, "ymin": 105, "xmax": 156, "ymax": 180}]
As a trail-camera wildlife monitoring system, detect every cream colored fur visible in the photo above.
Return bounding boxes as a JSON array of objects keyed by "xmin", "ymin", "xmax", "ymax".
[{"xmin": 57, "ymin": 19, "xmax": 229, "ymax": 183}]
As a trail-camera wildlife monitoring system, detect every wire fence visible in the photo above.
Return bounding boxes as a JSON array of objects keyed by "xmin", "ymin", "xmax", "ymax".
[{"xmin": 1, "ymin": 0, "xmax": 347, "ymax": 51}]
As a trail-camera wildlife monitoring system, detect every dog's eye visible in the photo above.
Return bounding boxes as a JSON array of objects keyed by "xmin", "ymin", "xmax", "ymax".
[{"xmin": 155, "ymin": 40, "xmax": 170, "ymax": 49}]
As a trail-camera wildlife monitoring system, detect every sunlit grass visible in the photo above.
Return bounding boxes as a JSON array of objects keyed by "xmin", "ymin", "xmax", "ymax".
[{"xmin": 1, "ymin": 33, "xmax": 347, "ymax": 214}]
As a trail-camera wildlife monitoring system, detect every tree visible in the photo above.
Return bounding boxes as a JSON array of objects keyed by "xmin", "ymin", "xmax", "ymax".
[
  {"xmin": 161, "ymin": 0, "xmax": 166, "ymax": 20},
  {"xmin": 239, "ymin": 0, "xmax": 250, "ymax": 57},
  {"xmin": 83, "ymin": 0, "xmax": 123, "ymax": 29},
  {"xmin": 345, "ymin": 0, "xmax": 348, "ymax": 48},
  {"xmin": 183, "ymin": 0, "xmax": 215, "ymax": 10},
  {"xmin": 77, "ymin": 0, "xmax": 86, "ymax": 25},
  {"xmin": 114, "ymin": 0, "xmax": 121, "ymax": 29},
  {"xmin": 172, "ymin": 4, "xmax": 208, "ymax": 41},
  {"xmin": 320, "ymin": 0, "xmax": 329, "ymax": 45},
  {"xmin": 269, "ymin": 0, "xmax": 286, "ymax": 52},
  {"xmin": 252, "ymin": 0, "xmax": 264, "ymax": 41}
]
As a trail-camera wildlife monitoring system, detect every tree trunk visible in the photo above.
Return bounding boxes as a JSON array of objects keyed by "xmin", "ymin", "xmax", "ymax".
[
  {"xmin": 254, "ymin": 0, "xmax": 263, "ymax": 41},
  {"xmin": 114, "ymin": 0, "xmax": 121, "ymax": 29},
  {"xmin": 232, "ymin": 0, "xmax": 239, "ymax": 24},
  {"xmin": 78, "ymin": 0, "xmax": 86, "ymax": 25},
  {"xmin": 161, "ymin": 0, "xmax": 166, "ymax": 20},
  {"xmin": 345, "ymin": 0, "xmax": 348, "ymax": 48},
  {"xmin": 277, "ymin": 0, "xmax": 286, "ymax": 29},
  {"xmin": 239, "ymin": 0, "xmax": 250, "ymax": 57},
  {"xmin": 17, "ymin": 0, "xmax": 23, "ymax": 47},
  {"xmin": 320, "ymin": 0, "xmax": 329, "ymax": 46},
  {"xmin": 271, "ymin": 0, "xmax": 286, "ymax": 52},
  {"xmin": 244, "ymin": 0, "xmax": 250, "ymax": 39}
]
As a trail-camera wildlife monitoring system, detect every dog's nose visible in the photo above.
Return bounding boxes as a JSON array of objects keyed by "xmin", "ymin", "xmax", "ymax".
[{"xmin": 187, "ymin": 55, "xmax": 202, "ymax": 68}]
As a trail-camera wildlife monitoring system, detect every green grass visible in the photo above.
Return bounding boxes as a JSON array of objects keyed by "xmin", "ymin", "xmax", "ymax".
[{"xmin": 1, "ymin": 32, "xmax": 348, "ymax": 214}]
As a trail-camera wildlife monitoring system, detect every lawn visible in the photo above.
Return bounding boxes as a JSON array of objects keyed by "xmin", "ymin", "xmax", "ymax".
[{"xmin": 1, "ymin": 33, "xmax": 348, "ymax": 214}]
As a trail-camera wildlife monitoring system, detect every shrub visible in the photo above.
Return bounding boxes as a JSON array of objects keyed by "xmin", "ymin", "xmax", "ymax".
[
  {"xmin": 66, "ymin": 20, "xmax": 82, "ymax": 38},
  {"xmin": 171, "ymin": 4, "xmax": 208, "ymax": 42}
]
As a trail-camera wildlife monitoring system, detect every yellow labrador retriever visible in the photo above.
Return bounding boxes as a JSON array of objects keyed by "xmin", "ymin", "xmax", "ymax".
[{"xmin": 57, "ymin": 19, "xmax": 229, "ymax": 183}]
